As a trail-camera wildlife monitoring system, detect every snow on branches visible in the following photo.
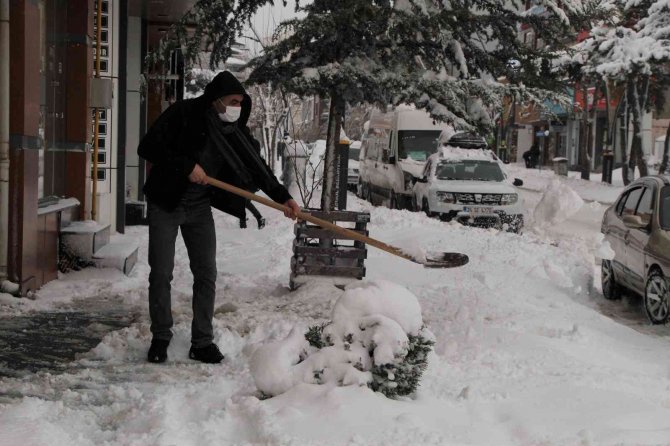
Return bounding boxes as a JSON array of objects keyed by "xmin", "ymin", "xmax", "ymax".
[
  {"xmin": 563, "ymin": 0, "xmax": 670, "ymax": 181},
  {"xmin": 566, "ymin": 0, "xmax": 670, "ymax": 81},
  {"xmin": 247, "ymin": 0, "xmax": 580, "ymax": 132},
  {"xmin": 144, "ymin": 0, "xmax": 279, "ymax": 72}
]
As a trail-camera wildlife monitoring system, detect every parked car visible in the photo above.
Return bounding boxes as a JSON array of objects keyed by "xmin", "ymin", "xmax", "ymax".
[
  {"xmin": 600, "ymin": 176, "xmax": 670, "ymax": 324},
  {"xmin": 357, "ymin": 107, "xmax": 452, "ymax": 209},
  {"xmin": 412, "ymin": 146, "xmax": 525, "ymax": 232}
]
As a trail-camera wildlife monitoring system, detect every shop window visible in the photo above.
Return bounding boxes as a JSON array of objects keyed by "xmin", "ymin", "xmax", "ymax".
[{"xmin": 38, "ymin": 0, "xmax": 72, "ymax": 202}]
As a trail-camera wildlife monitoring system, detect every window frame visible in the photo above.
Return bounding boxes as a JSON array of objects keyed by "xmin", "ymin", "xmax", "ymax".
[
  {"xmin": 660, "ymin": 186, "xmax": 670, "ymax": 231},
  {"xmin": 618, "ymin": 186, "xmax": 644, "ymax": 217},
  {"xmin": 634, "ymin": 185, "xmax": 655, "ymax": 228}
]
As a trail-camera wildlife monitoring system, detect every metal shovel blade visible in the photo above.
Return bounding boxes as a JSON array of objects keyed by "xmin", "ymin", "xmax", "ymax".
[{"xmin": 422, "ymin": 252, "xmax": 470, "ymax": 268}]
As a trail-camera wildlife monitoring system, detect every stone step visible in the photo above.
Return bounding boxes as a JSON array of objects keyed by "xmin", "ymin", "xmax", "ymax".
[
  {"xmin": 93, "ymin": 240, "xmax": 139, "ymax": 275},
  {"xmin": 60, "ymin": 221, "xmax": 111, "ymax": 260}
]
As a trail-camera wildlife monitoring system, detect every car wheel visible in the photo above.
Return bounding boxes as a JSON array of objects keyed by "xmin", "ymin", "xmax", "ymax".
[
  {"xmin": 422, "ymin": 198, "xmax": 435, "ymax": 218},
  {"xmin": 601, "ymin": 259, "xmax": 621, "ymax": 301},
  {"xmin": 644, "ymin": 269, "xmax": 669, "ymax": 325},
  {"xmin": 389, "ymin": 191, "xmax": 398, "ymax": 210},
  {"xmin": 410, "ymin": 195, "xmax": 419, "ymax": 212},
  {"xmin": 366, "ymin": 184, "xmax": 374, "ymax": 206}
]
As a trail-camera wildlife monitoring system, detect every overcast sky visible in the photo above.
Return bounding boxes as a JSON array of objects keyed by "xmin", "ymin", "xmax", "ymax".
[{"xmin": 244, "ymin": 0, "xmax": 302, "ymax": 56}]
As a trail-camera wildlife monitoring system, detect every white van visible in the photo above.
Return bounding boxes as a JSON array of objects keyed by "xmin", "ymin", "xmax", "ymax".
[{"xmin": 357, "ymin": 107, "xmax": 452, "ymax": 209}]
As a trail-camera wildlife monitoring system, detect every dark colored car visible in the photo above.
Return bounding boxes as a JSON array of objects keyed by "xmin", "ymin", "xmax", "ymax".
[{"xmin": 601, "ymin": 176, "xmax": 670, "ymax": 324}]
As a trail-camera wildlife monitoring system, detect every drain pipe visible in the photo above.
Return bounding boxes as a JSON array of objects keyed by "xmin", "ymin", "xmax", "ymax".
[
  {"xmin": 0, "ymin": 0, "xmax": 12, "ymax": 288},
  {"xmin": 0, "ymin": 0, "xmax": 18, "ymax": 296}
]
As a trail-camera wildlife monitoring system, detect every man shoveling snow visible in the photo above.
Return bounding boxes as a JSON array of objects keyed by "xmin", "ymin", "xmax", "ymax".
[{"xmin": 138, "ymin": 71, "xmax": 301, "ymax": 364}]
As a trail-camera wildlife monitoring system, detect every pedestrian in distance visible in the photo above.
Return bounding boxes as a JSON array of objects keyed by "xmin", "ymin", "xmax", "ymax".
[
  {"xmin": 523, "ymin": 142, "xmax": 540, "ymax": 169},
  {"xmin": 138, "ymin": 71, "xmax": 300, "ymax": 364},
  {"xmin": 240, "ymin": 200, "xmax": 266, "ymax": 229}
]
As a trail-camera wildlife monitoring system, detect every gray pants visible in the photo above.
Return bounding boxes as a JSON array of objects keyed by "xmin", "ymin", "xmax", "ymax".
[{"xmin": 148, "ymin": 198, "xmax": 217, "ymax": 348}]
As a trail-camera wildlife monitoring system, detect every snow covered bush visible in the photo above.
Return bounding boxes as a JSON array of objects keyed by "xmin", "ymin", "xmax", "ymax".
[{"xmin": 250, "ymin": 280, "xmax": 435, "ymax": 399}]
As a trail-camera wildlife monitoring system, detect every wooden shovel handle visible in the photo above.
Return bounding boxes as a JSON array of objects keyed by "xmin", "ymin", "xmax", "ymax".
[{"xmin": 205, "ymin": 177, "xmax": 416, "ymax": 263}]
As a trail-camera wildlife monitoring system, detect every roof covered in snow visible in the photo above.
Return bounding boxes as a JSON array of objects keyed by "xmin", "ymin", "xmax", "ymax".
[{"xmin": 431, "ymin": 146, "xmax": 498, "ymax": 163}]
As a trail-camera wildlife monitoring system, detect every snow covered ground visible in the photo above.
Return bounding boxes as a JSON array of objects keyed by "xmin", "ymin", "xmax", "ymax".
[
  {"xmin": 505, "ymin": 163, "xmax": 629, "ymax": 204},
  {"xmin": 2, "ymin": 170, "xmax": 670, "ymax": 445}
]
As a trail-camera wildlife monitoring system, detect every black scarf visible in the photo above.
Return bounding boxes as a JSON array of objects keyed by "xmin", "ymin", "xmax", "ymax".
[{"xmin": 205, "ymin": 110, "xmax": 271, "ymax": 191}]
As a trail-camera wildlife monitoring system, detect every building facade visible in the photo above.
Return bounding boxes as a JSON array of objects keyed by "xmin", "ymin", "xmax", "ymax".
[
  {"xmin": 511, "ymin": 4, "xmax": 670, "ymax": 173},
  {"xmin": 0, "ymin": 0, "xmax": 195, "ymax": 295}
]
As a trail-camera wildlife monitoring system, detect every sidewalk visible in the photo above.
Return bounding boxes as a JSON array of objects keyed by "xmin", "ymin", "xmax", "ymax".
[
  {"xmin": 505, "ymin": 163, "xmax": 625, "ymax": 204},
  {"xmin": 0, "ymin": 298, "xmax": 138, "ymax": 377}
]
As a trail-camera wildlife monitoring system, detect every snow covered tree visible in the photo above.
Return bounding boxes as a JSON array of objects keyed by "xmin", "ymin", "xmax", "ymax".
[
  {"xmin": 184, "ymin": 68, "xmax": 218, "ymax": 99},
  {"xmin": 144, "ymin": 0, "xmax": 277, "ymax": 71},
  {"xmin": 247, "ymin": 0, "xmax": 582, "ymax": 210},
  {"xmin": 638, "ymin": 0, "xmax": 670, "ymax": 174},
  {"xmin": 567, "ymin": 0, "xmax": 670, "ymax": 183}
]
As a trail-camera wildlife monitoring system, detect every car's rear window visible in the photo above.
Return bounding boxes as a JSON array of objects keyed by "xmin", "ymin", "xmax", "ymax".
[
  {"xmin": 661, "ymin": 186, "xmax": 670, "ymax": 230},
  {"xmin": 436, "ymin": 160, "xmax": 505, "ymax": 182}
]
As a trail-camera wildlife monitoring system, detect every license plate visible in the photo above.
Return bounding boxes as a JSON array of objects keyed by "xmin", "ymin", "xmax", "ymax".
[{"xmin": 463, "ymin": 206, "xmax": 493, "ymax": 215}]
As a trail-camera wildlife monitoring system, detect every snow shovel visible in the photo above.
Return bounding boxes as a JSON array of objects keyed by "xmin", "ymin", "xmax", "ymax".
[{"xmin": 206, "ymin": 177, "xmax": 469, "ymax": 268}]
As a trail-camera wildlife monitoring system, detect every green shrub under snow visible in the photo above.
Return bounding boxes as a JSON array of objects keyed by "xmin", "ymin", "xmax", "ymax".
[{"xmin": 304, "ymin": 322, "xmax": 434, "ymax": 398}]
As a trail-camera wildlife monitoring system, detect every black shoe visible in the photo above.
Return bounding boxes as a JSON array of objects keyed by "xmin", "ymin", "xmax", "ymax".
[
  {"xmin": 257, "ymin": 218, "xmax": 266, "ymax": 229},
  {"xmin": 147, "ymin": 339, "xmax": 170, "ymax": 363},
  {"xmin": 189, "ymin": 343, "xmax": 224, "ymax": 364},
  {"xmin": 239, "ymin": 218, "xmax": 247, "ymax": 229}
]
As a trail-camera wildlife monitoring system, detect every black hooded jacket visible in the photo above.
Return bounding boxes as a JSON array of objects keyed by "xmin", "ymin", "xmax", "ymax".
[{"xmin": 138, "ymin": 71, "xmax": 291, "ymax": 218}]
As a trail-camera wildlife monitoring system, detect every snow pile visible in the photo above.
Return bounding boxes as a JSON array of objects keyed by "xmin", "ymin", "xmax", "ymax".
[
  {"xmin": 533, "ymin": 179, "xmax": 584, "ymax": 227},
  {"xmin": 437, "ymin": 146, "xmax": 495, "ymax": 162},
  {"xmin": 594, "ymin": 233, "xmax": 616, "ymax": 260},
  {"xmin": 395, "ymin": 240, "xmax": 428, "ymax": 263},
  {"xmin": 504, "ymin": 163, "xmax": 624, "ymax": 203},
  {"xmin": 250, "ymin": 280, "xmax": 433, "ymax": 398}
]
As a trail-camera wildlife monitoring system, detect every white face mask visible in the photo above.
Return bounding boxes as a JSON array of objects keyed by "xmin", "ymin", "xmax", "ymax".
[{"xmin": 218, "ymin": 106, "xmax": 241, "ymax": 122}]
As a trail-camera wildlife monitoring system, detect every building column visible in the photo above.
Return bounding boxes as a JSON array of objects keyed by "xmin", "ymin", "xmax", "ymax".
[
  {"xmin": 8, "ymin": 0, "xmax": 41, "ymax": 292},
  {"xmin": 64, "ymin": 0, "xmax": 93, "ymax": 220}
]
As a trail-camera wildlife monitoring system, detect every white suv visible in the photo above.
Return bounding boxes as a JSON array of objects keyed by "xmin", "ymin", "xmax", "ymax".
[{"xmin": 412, "ymin": 147, "xmax": 525, "ymax": 232}]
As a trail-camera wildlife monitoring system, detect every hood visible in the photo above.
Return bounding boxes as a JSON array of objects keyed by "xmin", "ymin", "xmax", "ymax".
[
  {"xmin": 203, "ymin": 71, "xmax": 252, "ymax": 127},
  {"xmin": 429, "ymin": 179, "xmax": 518, "ymax": 194}
]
